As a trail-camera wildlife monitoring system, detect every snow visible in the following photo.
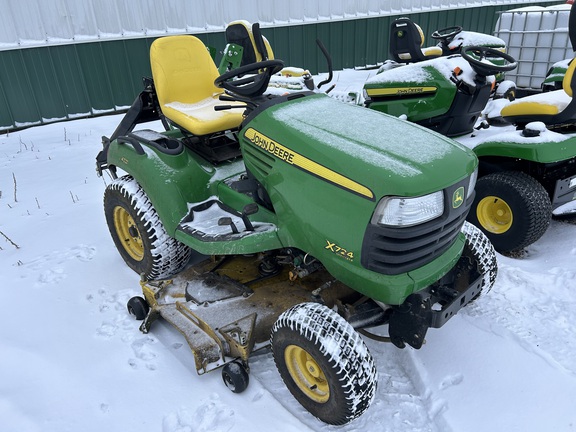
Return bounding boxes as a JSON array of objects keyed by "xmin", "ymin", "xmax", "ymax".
[
  {"xmin": 2, "ymin": 81, "xmax": 576, "ymax": 432},
  {"xmin": 446, "ymin": 30, "xmax": 506, "ymax": 50},
  {"xmin": 367, "ymin": 55, "xmax": 480, "ymax": 88},
  {"xmin": 165, "ymin": 98, "xmax": 240, "ymax": 122},
  {"xmin": 271, "ymin": 96, "xmax": 454, "ymax": 177},
  {"xmin": 504, "ymin": 88, "xmax": 572, "ymax": 112}
]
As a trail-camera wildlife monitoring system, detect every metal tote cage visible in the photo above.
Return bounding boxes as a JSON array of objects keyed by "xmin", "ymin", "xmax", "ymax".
[{"xmin": 494, "ymin": 4, "xmax": 573, "ymax": 90}]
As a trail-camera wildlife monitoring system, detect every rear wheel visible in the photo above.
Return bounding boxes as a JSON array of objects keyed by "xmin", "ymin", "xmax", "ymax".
[
  {"xmin": 467, "ymin": 171, "xmax": 551, "ymax": 253},
  {"xmin": 271, "ymin": 303, "xmax": 377, "ymax": 425},
  {"xmin": 104, "ymin": 175, "xmax": 192, "ymax": 280}
]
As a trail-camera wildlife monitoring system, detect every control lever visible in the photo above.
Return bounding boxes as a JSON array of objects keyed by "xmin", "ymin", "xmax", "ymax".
[
  {"xmin": 218, "ymin": 217, "xmax": 239, "ymax": 234},
  {"xmin": 241, "ymin": 203, "xmax": 259, "ymax": 231}
]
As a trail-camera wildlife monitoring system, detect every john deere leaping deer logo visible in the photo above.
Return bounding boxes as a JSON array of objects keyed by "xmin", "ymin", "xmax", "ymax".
[{"xmin": 452, "ymin": 187, "xmax": 465, "ymax": 209}]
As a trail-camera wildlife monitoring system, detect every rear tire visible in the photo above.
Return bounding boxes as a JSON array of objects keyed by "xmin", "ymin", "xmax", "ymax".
[
  {"xmin": 467, "ymin": 171, "xmax": 551, "ymax": 253},
  {"xmin": 271, "ymin": 303, "xmax": 377, "ymax": 425},
  {"xmin": 104, "ymin": 175, "xmax": 192, "ymax": 280}
]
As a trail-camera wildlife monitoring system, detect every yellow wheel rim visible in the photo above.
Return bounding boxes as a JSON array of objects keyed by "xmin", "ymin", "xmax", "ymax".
[
  {"xmin": 113, "ymin": 206, "xmax": 144, "ymax": 261},
  {"xmin": 477, "ymin": 196, "xmax": 513, "ymax": 234},
  {"xmin": 284, "ymin": 345, "xmax": 330, "ymax": 403}
]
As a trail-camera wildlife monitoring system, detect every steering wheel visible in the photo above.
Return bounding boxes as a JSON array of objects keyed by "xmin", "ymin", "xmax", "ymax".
[
  {"xmin": 214, "ymin": 59, "xmax": 285, "ymax": 98},
  {"xmin": 431, "ymin": 26, "xmax": 463, "ymax": 44},
  {"xmin": 461, "ymin": 46, "xmax": 517, "ymax": 77}
]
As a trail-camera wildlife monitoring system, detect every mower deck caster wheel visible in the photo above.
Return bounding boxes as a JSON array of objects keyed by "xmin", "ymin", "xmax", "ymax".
[
  {"xmin": 222, "ymin": 361, "xmax": 249, "ymax": 393},
  {"xmin": 127, "ymin": 296, "xmax": 149, "ymax": 320}
]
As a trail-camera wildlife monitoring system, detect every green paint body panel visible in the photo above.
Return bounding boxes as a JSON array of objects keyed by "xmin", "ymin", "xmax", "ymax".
[
  {"xmin": 107, "ymin": 137, "xmax": 284, "ymax": 255},
  {"xmin": 474, "ymin": 135, "xmax": 576, "ymax": 163},
  {"xmin": 364, "ymin": 66, "xmax": 457, "ymax": 121},
  {"xmin": 106, "ymin": 92, "xmax": 477, "ymax": 305},
  {"xmin": 236, "ymin": 93, "xmax": 477, "ymax": 303}
]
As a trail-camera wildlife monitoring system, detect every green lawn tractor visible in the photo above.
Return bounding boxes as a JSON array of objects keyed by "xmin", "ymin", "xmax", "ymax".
[
  {"xmin": 542, "ymin": 58, "xmax": 572, "ymax": 93},
  {"xmin": 96, "ymin": 34, "xmax": 497, "ymax": 425},
  {"xmin": 388, "ymin": 16, "xmax": 509, "ymax": 66},
  {"xmin": 363, "ymin": 32, "xmax": 576, "ymax": 253},
  {"xmin": 218, "ymin": 20, "xmax": 332, "ymax": 94}
]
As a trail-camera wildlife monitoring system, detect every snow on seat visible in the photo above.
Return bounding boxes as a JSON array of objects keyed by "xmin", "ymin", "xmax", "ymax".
[
  {"xmin": 150, "ymin": 35, "xmax": 244, "ymax": 136},
  {"xmin": 501, "ymin": 90, "xmax": 571, "ymax": 116},
  {"xmin": 501, "ymin": 58, "xmax": 576, "ymax": 126}
]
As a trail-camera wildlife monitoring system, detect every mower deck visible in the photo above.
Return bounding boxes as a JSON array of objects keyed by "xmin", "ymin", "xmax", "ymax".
[{"xmin": 138, "ymin": 255, "xmax": 358, "ymax": 374}]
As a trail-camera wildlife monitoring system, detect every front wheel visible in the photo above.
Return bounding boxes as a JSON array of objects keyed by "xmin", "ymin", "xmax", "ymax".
[
  {"xmin": 271, "ymin": 303, "xmax": 377, "ymax": 425},
  {"xmin": 467, "ymin": 171, "xmax": 551, "ymax": 253},
  {"xmin": 104, "ymin": 175, "xmax": 192, "ymax": 280},
  {"xmin": 461, "ymin": 221, "xmax": 498, "ymax": 295}
]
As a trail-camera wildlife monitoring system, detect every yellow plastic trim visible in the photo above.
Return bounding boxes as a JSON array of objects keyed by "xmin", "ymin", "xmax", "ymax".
[
  {"xmin": 422, "ymin": 46, "xmax": 443, "ymax": 57},
  {"xmin": 366, "ymin": 86, "xmax": 437, "ymax": 97},
  {"xmin": 476, "ymin": 196, "xmax": 513, "ymax": 234},
  {"xmin": 284, "ymin": 345, "xmax": 330, "ymax": 403},
  {"xmin": 500, "ymin": 101, "xmax": 560, "ymax": 117},
  {"xmin": 244, "ymin": 128, "xmax": 374, "ymax": 199},
  {"xmin": 113, "ymin": 206, "xmax": 144, "ymax": 261},
  {"xmin": 562, "ymin": 59, "xmax": 576, "ymax": 97}
]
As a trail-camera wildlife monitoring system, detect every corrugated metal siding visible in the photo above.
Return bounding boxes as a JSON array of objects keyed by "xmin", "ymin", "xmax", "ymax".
[
  {"xmin": 0, "ymin": 1, "xmax": 561, "ymax": 131},
  {"xmin": 0, "ymin": 0, "xmax": 559, "ymax": 49}
]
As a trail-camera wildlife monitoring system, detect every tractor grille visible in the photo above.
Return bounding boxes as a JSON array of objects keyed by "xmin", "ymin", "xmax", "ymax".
[{"xmin": 361, "ymin": 178, "xmax": 472, "ymax": 276}]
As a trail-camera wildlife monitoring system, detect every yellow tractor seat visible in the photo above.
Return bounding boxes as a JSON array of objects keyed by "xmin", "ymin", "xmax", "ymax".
[
  {"xmin": 390, "ymin": 18, "xmax": 443, "ymax": 63},
  {"xmin": 150, "ymin": 35, "xmax": 244, "ymax": 136},
  {"xmin": 226, "ymin": 20, "xmax": 275, "ymax": 65},
  {"xmin": 501, "ymin": 58, "xmax": 576, "ymax": 127}
]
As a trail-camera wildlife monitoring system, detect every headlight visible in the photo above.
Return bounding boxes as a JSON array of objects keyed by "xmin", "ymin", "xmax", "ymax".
[
  {"xmin": 371, "ymin": 191, "xmax": 444, "ymax": 227},
  {"xmin": 468, "ymin": 169, "xmax": 478, "ymax": 199}
]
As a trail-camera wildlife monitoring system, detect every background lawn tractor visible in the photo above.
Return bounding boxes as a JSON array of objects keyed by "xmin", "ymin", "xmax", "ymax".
[
  {"xmin": 96, "ymin": 32, "xmax": 497, "ymax": 425},
  {"xmin": 387, "ymin": 16, "xmax": 509, "ymax": 67},
  {"xmin": 217, "ymin": 20, "xmax": 333, "ymax": 94},
  {"xmin": 362, "ymin": 7, "xmax": 576, "ymax": 253}
]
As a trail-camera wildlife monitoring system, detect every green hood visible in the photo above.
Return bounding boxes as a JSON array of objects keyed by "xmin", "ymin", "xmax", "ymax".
[{"xmin": 248, "ymin": 93, "xmax": 477, "ymax": 199}]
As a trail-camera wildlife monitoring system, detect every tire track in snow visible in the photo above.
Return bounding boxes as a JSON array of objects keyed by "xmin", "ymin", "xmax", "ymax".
[
  {"xmin": 249, "ymin": 340, "xmax": 449, "ymax": 432},
  {"xmin": 462, "ymin": 255, "xmax": 576, "ymax": 377}
]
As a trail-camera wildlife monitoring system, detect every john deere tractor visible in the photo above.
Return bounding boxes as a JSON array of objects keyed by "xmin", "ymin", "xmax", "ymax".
[{"xmin": 96, "ymin": 34, "xmax": 496, "ymax": 425}]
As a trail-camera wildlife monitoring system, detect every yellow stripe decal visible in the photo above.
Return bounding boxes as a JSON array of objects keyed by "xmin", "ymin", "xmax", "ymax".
[
  {"xmin": 244, "ymin": 128, "xmax": 374, "ymax": 200},
  {"xmin": 366, "ymin": 86, "xmax": 437, "ymax": 97}
]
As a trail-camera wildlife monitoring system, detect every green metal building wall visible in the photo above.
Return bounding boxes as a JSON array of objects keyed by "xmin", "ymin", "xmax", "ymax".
[{"xmin": 0, "ymin": 2, "xmax": 559, "ymax": 131}]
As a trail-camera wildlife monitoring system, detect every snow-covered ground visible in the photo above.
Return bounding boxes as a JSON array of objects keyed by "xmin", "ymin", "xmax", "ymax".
[{"xmin": 1, "ymin": 85, "xmax": 576, "ymax": 432}]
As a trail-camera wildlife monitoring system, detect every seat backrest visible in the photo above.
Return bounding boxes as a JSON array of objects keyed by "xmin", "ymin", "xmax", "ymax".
[
  {"xmin": 563, "ymin": 58, "xmax": 576, "ymax": 97},
  {"xmin": 150, "ymin": 35, "xmax": 220, "ymax": 107},
  {"xmin": 226, "ymin": 20, "xmax": 274, "ymax": 66},
  {"xmin": 389, "ymin": 17, "xmax": 427, "ymax": 63}
]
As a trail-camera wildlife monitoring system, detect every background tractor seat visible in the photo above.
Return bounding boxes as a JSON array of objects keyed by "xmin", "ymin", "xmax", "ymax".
[
  {"xmin": 501, "ymin": 58, "xmax": 576, "ymax": 127},
  {"xmin": 226, "ymin": 20, "xmax": 275, "ymax": 66},
  {"xmin": 150, "ymin": 35, "xmax": 244, "ymax": 136},
  {"xmin": 389, "ymin": 17, "xmax": 443, "ymax": 63}
]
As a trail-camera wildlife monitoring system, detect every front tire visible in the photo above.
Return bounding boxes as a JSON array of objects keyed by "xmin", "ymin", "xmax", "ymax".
[
  {"xmin": 461, "ymin": 221, "xmax": 498, "ymax": 295},
  {"xmin": 104, "ymin": 175, "xmax": 192, "ymax": 280},
  {"xmin": 467, "ymin": 171, "xmax": 551, "ymax": 253},
  {"xmin": 271, "ymin": 303, "xmax": 377, "ymax": 425}
]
